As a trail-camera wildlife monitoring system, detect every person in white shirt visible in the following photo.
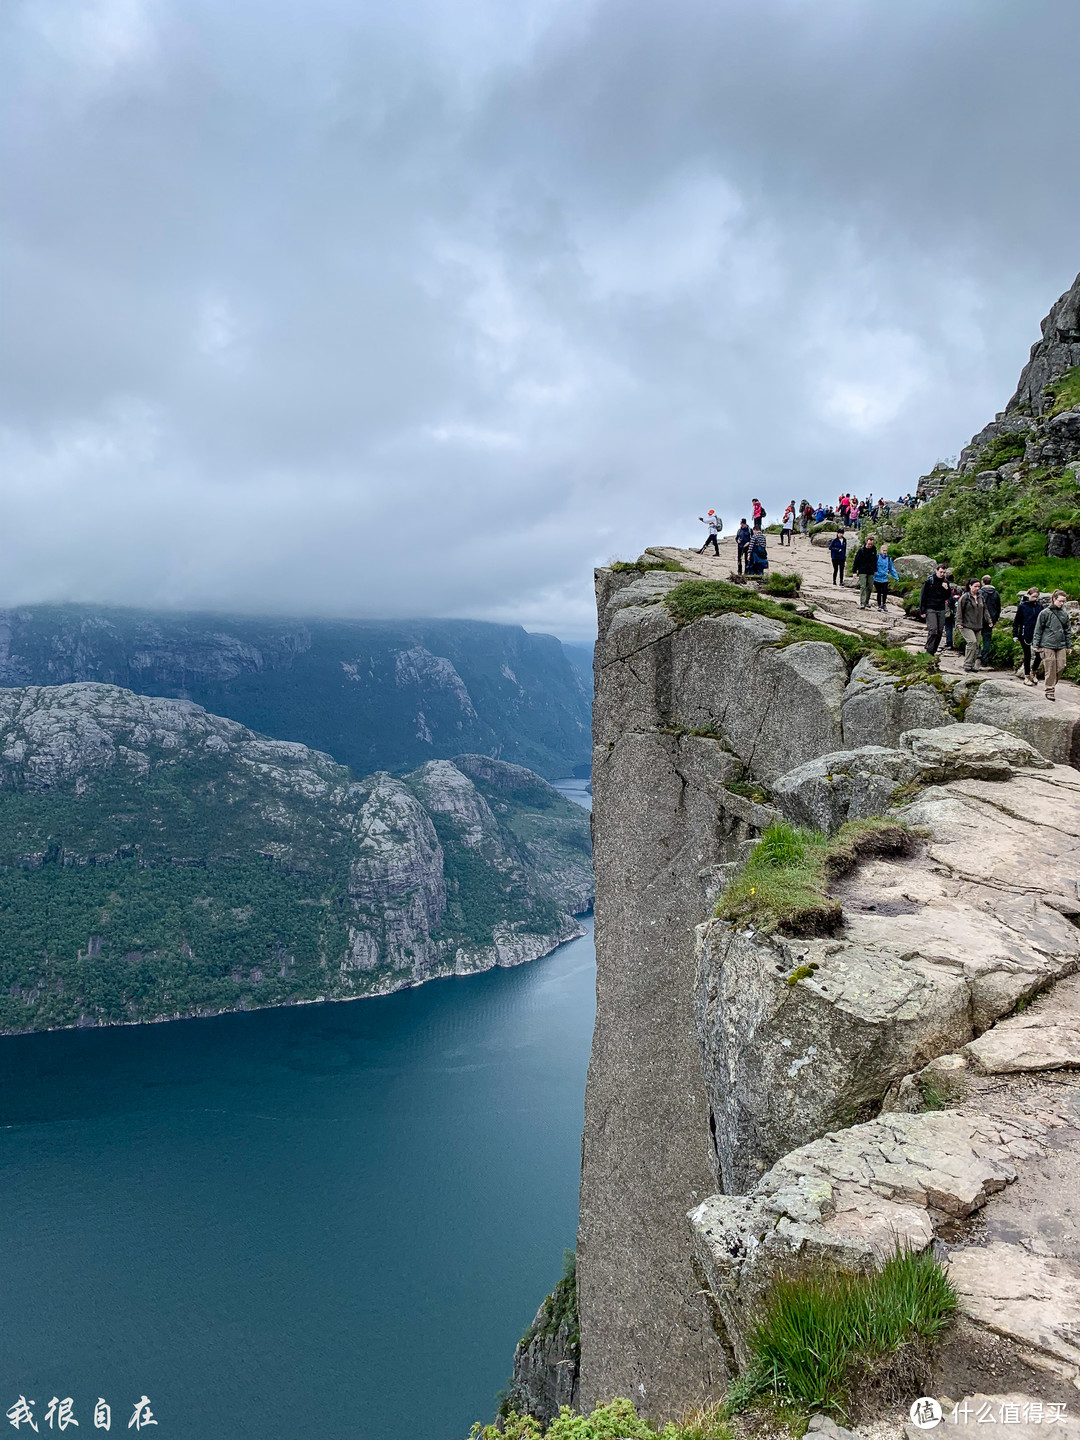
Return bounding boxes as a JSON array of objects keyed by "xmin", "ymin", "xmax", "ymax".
[{"xmin": 698, "ymin": 510, "xmax": 722, "ymax": 555}]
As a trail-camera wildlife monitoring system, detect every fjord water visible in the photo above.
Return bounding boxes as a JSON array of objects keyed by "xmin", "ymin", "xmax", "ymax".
[{"xmin": 0, "ymin": 796, "xmax": 594, "ymax": 1439}]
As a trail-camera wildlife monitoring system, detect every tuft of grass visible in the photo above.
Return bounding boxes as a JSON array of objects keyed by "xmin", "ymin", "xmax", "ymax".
[
  {"xmin": 610, "ymin": 558, "xmax": 686, "ymax": 573},
  {"xmin": 763, "ymin": 572, "xmax": 802, "ymax": 597},
  {"xmin": 918, "ymin": 1073, "xmax": 961, "ymax": 1111},
  {"xmin": 732, "ymin": 1248, "xmax": 959, "ymax": 1424},
  {"xmin": 472, "ymin": 1398, "xmax": 732, "ymax": 1439},
  {"xmin": 992, "ymin": 556, "xmax": 1079, "ymax": 601},
  {"xmin": 1049, "ymin": 364, "xmax": 1080, "ymax": 418},
  {"xmin": 715, "ymin": 818, "xmax": 915, "ymax": 936}
]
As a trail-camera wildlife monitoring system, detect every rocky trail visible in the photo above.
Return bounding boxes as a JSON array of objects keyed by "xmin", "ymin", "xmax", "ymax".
[{"xmin": 650, "ymin": 532, "xmax": 1080, "ymax": 720}]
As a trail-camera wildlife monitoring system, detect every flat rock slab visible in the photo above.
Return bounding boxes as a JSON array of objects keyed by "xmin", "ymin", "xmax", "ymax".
[
  {"xmin": 901, "ymin": 723, "xmax": 1052, "ymax": 780},
  {"xmin": 967, "ymin": 975, "xmax": 1080, "ymax": 1075},
  {"xmin": 948, "ymin": 1244, "xmax": 1080, "ymax": 1370},
  {"xmin": 967, "ymin": 679, "xmax": 1080, "ymax": 768}
]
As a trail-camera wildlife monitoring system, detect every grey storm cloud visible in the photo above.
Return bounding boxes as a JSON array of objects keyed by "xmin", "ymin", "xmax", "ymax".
[{"xmin": 1, "ymin": 0, "xmax": 1078, "ymax": 637}]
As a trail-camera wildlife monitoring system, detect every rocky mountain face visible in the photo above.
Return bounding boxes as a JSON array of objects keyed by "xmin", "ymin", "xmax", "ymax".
[
  {"xmin": 920, "ymin": 270, "xmax": 1080, "ymax": 500},
  {"xmin": 575, "ymin": 560, "xmax": 1080, "ymax": 1420},
  {"xmin": 0, "ymin": 607, "xmax": 592, "ymax": 781},
  {"xmin": 0, "ymin": 683, "xmax": 592, "ymax": 1035}
]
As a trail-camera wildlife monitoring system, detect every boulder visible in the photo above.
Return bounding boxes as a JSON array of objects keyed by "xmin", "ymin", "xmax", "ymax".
[
  {"xmin": 841, "ymin": 656, "xmax": 956, "ymax": 750},
  {"xmin": 771, "ymin": 745, "xmax": 920, "ymax": 833},
  {"xmin": 811, "ymin": 531, "xmax": 838, "ymax": 547},
  {"xmin": 899, "ymin": 723, "xmax": 1052, "ymax": 781},
  {"xmin": 977, "ymin": 470, "xmax": 1002, "ymax": 491},
  {"xmin": 965, "ymin": 972, "xmax": 1080, "ymax": 1075},
  {"xmin": 893, "ymin": 554, "xmax": 938, "ymax": 579},
  {"xmin": 668, "ymin": 612, "xmax": 848, "ymax": 781},
  {"xmin": 965, "ymin": 679, "xmax": 1080, "ymax": 768}
]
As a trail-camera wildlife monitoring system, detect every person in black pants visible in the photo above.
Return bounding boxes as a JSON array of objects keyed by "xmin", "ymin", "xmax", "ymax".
[
  {"xmin": 1012, "ymin": 587, "xmax": 1044, "ymax": 685},
  {"xmin": 829, "ymin": 529, "xmax": 847, "ymax": 585},
  {"xmin": 735, "ymin": 518, "xmax": 752, "ymax": 574},
  {"xmin": 918, "ymin": 564, "xmax": 951, "ymax": 654}
]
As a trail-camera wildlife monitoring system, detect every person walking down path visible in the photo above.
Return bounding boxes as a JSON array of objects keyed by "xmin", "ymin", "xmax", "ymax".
[
  {"xmin": 979, "ymin": 574, "xmax": 1001, "ymax": 665},
  {"xmin": 735, "ymin": 518, "xmax": 752, "ymax": 575},
  {"xmin": 919, "ymin": 564, "xmax": 951, "ymax": 654},
  {"xmin": 873, "ymin": 544, "xmax": 900, "ymax": 612},
  {"xmin": 829, "ymin": 529, "xmax": 847, "ymax": 586},
  {"xmin": 746, "ymin": 526, "xmax": 769, "ymax": 576},
  {"xmin": 1032, "ymin": 591, "xmax": 1073, "ymax": 702},
  {"xmin": 781, "ymin": 502, "xmax": 795, "ymax": 546},
  {"xmin": 944, "ymin": 581, "xmax": 960, "ymax": 651},
  {"xmin": 1012, "ymin": 587, "xmax": 1045, "ymax": 685},
  {"xmin": 852, "ymin": 534, "xmax": 878, "ymax": 610},
  {"xmin": 958, "ymin": 581, "xmax": 986, "ymax": 672},
  {"xmin": 799, "ymin": 500, "xmax": 811, "ymax": 536},
  {"xmin": 698, "ymin": 509, "xmax": 722, "ymax": 555}
]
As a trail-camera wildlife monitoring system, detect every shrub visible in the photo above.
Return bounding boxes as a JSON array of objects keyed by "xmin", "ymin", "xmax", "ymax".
[
  {"xmin": 470, "ymin": 1399, "xmax": 731, "ymax": 1440},
  {"xmin": 610, "ymin": 558, "xmax": 685, "ymax": 573},
  {"xmin": 715, "ymin": 818, "xmax": 915, "ymax": 936},
  {"xmin": 977, "ymin": 433, "xmax": 1027, "ymax": 470},
  {"xmin": 733, "ymin": 1248, "xmax": 958, "ymax": 1422}
]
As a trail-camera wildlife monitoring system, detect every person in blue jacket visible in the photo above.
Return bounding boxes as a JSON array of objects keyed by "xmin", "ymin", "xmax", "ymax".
[
  {"xmin": 873, "ymin": 543, "xmax": 900, "ymax": 611},
  {"xmin": 829, "ymin": 529, "xmax": 848, "ymax": 586}
]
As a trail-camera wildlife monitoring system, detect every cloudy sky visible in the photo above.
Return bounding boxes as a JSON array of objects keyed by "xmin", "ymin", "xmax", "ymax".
[{"xmin": 2, "ymin": 0, "xmax": 1078, "ymax": 638}]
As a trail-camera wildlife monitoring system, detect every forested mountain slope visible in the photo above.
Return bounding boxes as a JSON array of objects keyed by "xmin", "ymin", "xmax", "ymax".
[
  {"xmin": 0, "ymin": 683, "xmax": 592, "ymax": 1034},
  {"xmin": 0, "ymin": 607, "xmax": 592, "ymax": 780}
]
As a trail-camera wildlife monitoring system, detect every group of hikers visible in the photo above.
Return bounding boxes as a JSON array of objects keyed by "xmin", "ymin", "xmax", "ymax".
[
  {"xmin": 695, "ymin": 506, "xmax": 1073, "ymax": 703},
  {"xmin": 916, "ymin": 565, "xmax": 1073, "ymax": 700}
]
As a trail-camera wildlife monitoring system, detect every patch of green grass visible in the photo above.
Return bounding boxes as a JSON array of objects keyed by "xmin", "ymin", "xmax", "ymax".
[
  {"xmin": 977, "ymin": 432, "xmax": 1027, "ymax": 470},
  {"xmin": 610, "ymin": 558, "xmax": 686, "ymax": 573},
  {"xmin": 473, "ymin": 1399, "xmax": 731, "ymax": 1439},
  {"xmin": 732, "ymin": 1248, "xmax": 958, "ymax": 1423},
  {"xmin": 715, "ymin": 818, "xmax": 916, "ymax": 936},
  {"xmin": 918, "ymin": 1073, "xmax": 961, "ymax": 1111},
  {"xmin": 763, "ymin": 572, "xmax": 802, "ymax": 597},
  {"xmin": 866, "ymin": 647, "xmax": 939, "ymax": 679},
  {"xmin": 993, "ymin": 556, "xmax": 1080, "ymax": 601},
  {"xmin": 1049, "ymin": 364, "xmax": 1080, "ymax": 418}
]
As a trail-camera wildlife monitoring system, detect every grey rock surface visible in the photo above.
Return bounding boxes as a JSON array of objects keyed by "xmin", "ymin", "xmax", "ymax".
[
  {"xmin": 771, "ymin": 745, "xmax": 920, "ymax": 832},
  {"xmin": 842, "ymin": 657, "xmax": 955, "ymax": 750},
  {"xmin": 899, "ymin": 723, "xmax": 1052, "ymax": 780},
  {"xmin": 966, "ymin": 679, "xmax": 1080, "ymax": 767},
  {"xmin": 893, "ymin": 554, "xmax": 938, "ymax": 579},
  {"xmin": 1008, "ymin": 270, "xmax": 1080, "ymax": 416},
  {"xmin": 696, "ymin": 764, "xmax": 1080, "ymax": 1189}
]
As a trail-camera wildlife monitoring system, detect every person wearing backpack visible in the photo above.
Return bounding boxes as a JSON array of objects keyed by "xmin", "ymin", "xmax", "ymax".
[
  {"xmin": 746, "ymin": 525, "xmax": 769, "ymax": 577},
  {"xmin": 957, "ymin": 580, "xmax": 986, "ymax": 672},
  {"xmin": 829, "ymin": 529, "xmax": 847, "ymax": 585},
  {"xmin": 735, "ymin": 518, "xmax": 752, "ymax": 574},
  {"xmin": 752, "ymin": 498, "xmax": 764, "ymax": 527},
  {"xmin": 852, "ymin": 534, "xmax": 878, "ymax": 610},
  {"xmin": 918, "ymin": 564, "xmax": 951, "ymax": 654},
  {"xmin": 979, "ymin": 574, "xmax": 1002, "ymax": 665},
  {"xmin": 872, "ymin": 543, "xmax": 900, "ymax": 611},
  {"xmin": 1012, "ymin": 587, "xmax": 1044, "ymax": 685},
  {"xmin": 1032, "ymin": 591, "xmax": 1073, "ymax": 701},
  {"xmin": 781, "ymin": 502, "xmax": 795, "ymax": 546},
  {"xmin": 698, "ymin": 509, "xmax": 722, "ymax": 555}
]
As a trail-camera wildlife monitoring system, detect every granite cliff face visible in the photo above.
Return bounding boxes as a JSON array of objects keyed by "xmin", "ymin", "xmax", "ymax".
[
  {"xmin": 0, "ymin": 683, "xmax": 592, "ymax": 1034},
  {"xmin": 0, "ymin": 606, "xmax": 591, "ymax": 781},
  {"xmin": 577, "ymin": 561, "xmax": 1080, "ymax": 1420}
]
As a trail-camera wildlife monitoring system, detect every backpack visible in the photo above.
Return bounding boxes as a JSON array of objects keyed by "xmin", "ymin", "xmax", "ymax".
[{"xmin": 759, "ymin": 507, "xmax": 767, "ymax": 520}]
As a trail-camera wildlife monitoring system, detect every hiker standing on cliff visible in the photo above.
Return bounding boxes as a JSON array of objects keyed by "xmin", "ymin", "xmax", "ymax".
[
  {"xmin": 751, "ymin": 498, "xmax": 764, "ymax": 527},
  {"xmin": 698, "ymin": 509, "xmax": 722, "ymax": 555},
  {"xmin": 873, "ymin": 543, "xmax": 899, "ymax": 612},
  {"xmin": 1012, "ymin": 587, "xmax": 1045, "ymax": 685},
  {"xmin": 957, "ymin": 581, "xmax": 986, "ymax": 672},
  {"xmin": 735, "ymin": 518, "xmax": 752, "ymax": 574},
  {"xmin": 829, "ymin": 529, "xmax": 847, "ymax": 586},
  {"xmin": 979, "ymin": 574, "xmax": 1001, "ymax": 665},
  {"xmin": 852, "ymin": 534, "xmax": 878, "ymax": 610},
  {"xmin": 1032, "ymin": 590, "xmax": 1073, "ymax": 702},
  {"xmin": 919, "ymin": 564, "xmax": 951, "ymax": 654},
  {"xmin": 781, "ymin": 502, "xmax": 795, "ymax": 545},
  {"xmin": 746, "ymin": 524, "xmax": 769, "ymax": 577}
]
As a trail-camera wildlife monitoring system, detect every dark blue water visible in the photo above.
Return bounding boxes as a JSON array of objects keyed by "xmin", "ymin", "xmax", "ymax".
[{"xmin": 0, "ymin": 911, "xmax": 595, "ymax": 1440}]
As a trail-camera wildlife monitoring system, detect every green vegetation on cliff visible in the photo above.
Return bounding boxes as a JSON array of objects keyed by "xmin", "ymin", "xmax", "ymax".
[
  {"xmin": 715, "ymin": 819, "xmax": 916, "ymax": 936},
  {"xmin": 729, "ymin": 1249, "xmax": 958, "ymax": 1423},
  {"xmin": 472, "ymin": 1398, "xmax": 730, "ymax": 1440}
]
